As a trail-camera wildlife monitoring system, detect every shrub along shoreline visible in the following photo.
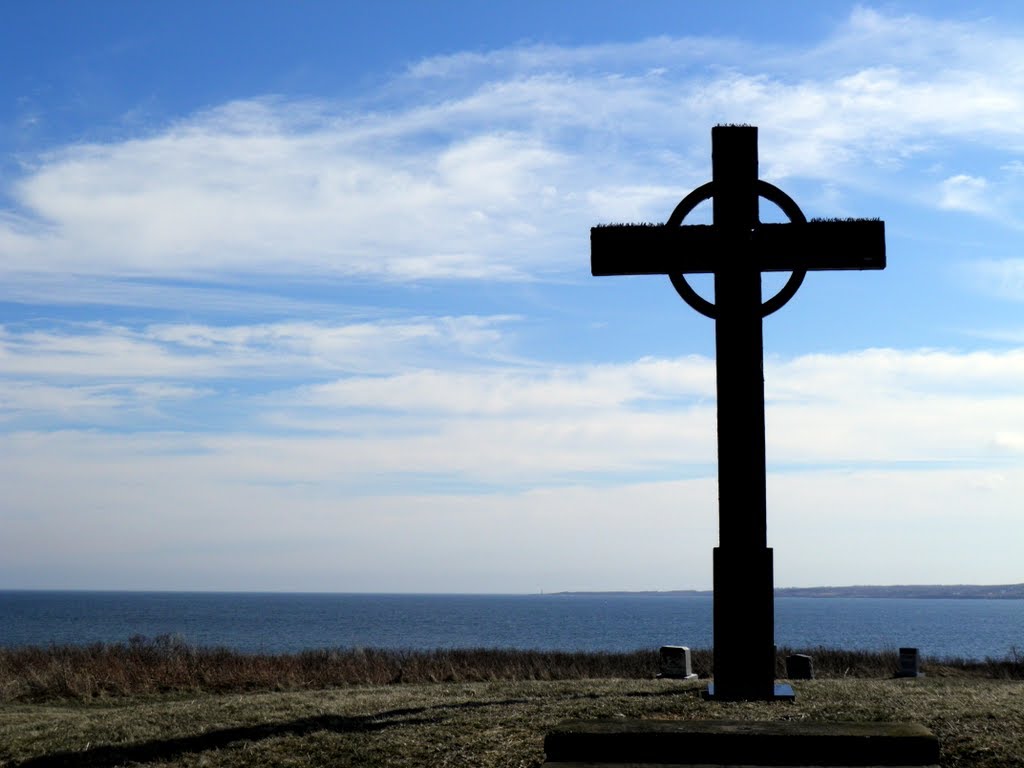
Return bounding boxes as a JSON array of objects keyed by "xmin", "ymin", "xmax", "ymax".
[{"xmin": 1, "ymin": 636, "xmax": 1021, "ymax": 703}]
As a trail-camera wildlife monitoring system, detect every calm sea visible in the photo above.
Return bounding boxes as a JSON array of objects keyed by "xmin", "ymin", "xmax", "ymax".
[{"xmin": 1, "ymin": 591, "xmax": 1022, "ymax": 661}]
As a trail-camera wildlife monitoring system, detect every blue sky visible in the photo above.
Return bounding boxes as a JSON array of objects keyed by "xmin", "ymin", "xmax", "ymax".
[{"xmin": 4, "ymin": 2, "xmax": 1024, "ymax": 592}]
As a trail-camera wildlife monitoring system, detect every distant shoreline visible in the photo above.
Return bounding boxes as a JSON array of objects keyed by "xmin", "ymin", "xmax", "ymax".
[
  {"xmin": 552, "ymin": 583, "xmax": 1024, "ymax": 599},
  {"xmin": 4, "ymin": 585, "xmax": 1024, "ymax": 599}
]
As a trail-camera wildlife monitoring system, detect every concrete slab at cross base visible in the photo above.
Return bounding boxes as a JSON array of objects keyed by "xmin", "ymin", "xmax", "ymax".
[
  {"xmin": 542, "ymin": 719, "xmax": 938, "ymax": 767},
  {"xmin": 703, "ymin": 683, "xmax": 795, "ymax": 701}
]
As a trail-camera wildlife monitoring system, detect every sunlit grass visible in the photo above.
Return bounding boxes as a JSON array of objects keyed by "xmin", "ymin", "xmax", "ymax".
[
  {"xmin": 3, "ymin": 642, "xmax": 1023, "ymax": 766},
  {"xmin": 3, "ymin": 675, "xmax": 1024, "ymax": 767}
]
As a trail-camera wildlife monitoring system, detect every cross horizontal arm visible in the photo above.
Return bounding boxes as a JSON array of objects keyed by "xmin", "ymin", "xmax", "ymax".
[{"xmin": 591, "ymin": 220, "xmax": 885, "ymax": 276}]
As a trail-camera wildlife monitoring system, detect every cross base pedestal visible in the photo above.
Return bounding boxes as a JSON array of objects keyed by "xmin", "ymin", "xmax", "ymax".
[
  {"xmin": 711, "ymin": 546, "xmax": 778, "ymax": 701},
  {"xmin": 704, "ymin": 682, "xmax": 794, "ymax": 701},
  {"xmin": 543, "ymin": 719, "xmax": 939, "ymax": 767}
]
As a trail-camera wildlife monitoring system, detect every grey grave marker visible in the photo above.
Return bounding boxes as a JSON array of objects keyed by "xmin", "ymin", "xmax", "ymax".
[
  {"xmin": 786, "ymin": 653, "xmax": 814, "ymax": 680},
  {"xmin": 658, "ymin": 645, "xmax": 698, "ymax": 680},
  {"xmin": 897, "ymin": 647, "xmax": 923, "ymax": 677}
]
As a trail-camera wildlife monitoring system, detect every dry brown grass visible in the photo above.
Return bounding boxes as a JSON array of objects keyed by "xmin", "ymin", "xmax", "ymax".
[
  {"xmin": 0, "ymin": 638, "xmax": 663, "ymax": 702},
  {"xmin": 2, "ymin": 676, "xmax": 1023, "ymax": 767},
  {"xmin": 1, "ymin": 639, "xmax": 1021, "ymax": 704}
]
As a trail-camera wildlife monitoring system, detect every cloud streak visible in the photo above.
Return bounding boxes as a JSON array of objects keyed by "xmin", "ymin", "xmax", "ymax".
[
  {"xmin": 5, "ymin": 311, "xmax": 1024, "ymax": 480},
  {"xmin": 5, "ymin": 8, "xmax": 1024, "ymax": 297}
]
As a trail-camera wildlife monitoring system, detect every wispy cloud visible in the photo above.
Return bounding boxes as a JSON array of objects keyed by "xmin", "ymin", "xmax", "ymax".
[
  {"xmin": 7, "ymin": 311, "xmax": 1024, "ymax": 478},
  {"xmin": 5, "ymin": 8, "xmax": 1024, "ymax": 299},
  {"xmin": 0, "ymin": 315, "xmax": 511, "ymax": 379}
]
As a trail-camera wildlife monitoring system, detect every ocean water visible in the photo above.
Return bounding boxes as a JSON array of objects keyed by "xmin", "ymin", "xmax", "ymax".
[{"xmin": 1, "ymin": 591, "xmax": 1022, "ymax": 660}]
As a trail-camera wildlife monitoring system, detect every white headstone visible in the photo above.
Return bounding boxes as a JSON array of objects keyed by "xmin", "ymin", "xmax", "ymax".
[{"xmin": 658, "ymin": 645, "xmax": 698, "ymax": 680}]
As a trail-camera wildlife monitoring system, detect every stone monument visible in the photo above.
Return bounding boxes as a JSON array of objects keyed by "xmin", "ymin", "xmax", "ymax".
[{"xmin": 591, "ymin": 125, "xmax": 885, "ymax": 701}]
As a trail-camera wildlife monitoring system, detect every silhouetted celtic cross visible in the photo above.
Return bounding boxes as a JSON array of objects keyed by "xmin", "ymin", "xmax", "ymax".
[{"xmin": 590, "ymin": 125, "xmax": 885, "ymax": 702}]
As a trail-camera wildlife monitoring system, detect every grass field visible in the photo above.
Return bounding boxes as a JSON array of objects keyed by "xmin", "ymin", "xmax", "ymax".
[{"xmin": 2, "ymin": 643, "xmax": 1023, "ymax": 767}]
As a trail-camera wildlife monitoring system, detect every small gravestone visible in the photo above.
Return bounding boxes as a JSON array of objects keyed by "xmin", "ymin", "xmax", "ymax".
[
  {"xmin": 897, "ymin": 647, "xmax": 923, "ymax": 677},
  {"xmin": 658, "ymin": 645, "xmax": 698, "ymax": 680},
  {"xmin": 786, "ymin": 653, "xmax": 814, "ymax": 680}
]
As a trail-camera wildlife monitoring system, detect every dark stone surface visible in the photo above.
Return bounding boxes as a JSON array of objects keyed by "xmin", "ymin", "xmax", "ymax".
[
  {"xmin": 712, "ymin": 545, "xmax": 775, "ymax": 699},
  {"xmin": 786, "ymin": 654, "xmax": 814, "ymax": 680},
  {"xmin": 544, "ymin": 719, "xmax": 939, "ymax": 766},
  {"xmin": 589, "ymin": 126, "xmax": 886, "ymax": 702},
  {"xmin": 897, "ymin": 647, "xmax": 922, "ymax": 678}
]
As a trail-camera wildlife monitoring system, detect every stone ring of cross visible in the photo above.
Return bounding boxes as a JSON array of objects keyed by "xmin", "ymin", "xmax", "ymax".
[{"xmin": 666, "ymin": 180, "xmax": 808, "ymax": 320}]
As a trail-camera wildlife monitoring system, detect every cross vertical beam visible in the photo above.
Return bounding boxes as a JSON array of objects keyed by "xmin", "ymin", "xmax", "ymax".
[
  {"xmin": 708, "ymin": 126, "xmax": 775, "ymax": 700},
  {"xmin": 712, "ymin": 126, "xmax": 767, "ymax": 550}
]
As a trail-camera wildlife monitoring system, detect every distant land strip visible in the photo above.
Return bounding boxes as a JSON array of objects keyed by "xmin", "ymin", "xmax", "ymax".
[{"xmin": 552, "ymin": 583, "xmax": 1024, "ymax": 599}]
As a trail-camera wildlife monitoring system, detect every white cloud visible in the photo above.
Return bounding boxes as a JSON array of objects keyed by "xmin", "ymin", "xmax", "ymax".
[
  {"xmin": 3, "ymin": 311, "xmax": 1024, "ymax": 588},
  {"xmin": 5, "ymin": 9, "xmax": 1024, "ymax": 298},
  {"xmin": 0, "ymin": 315, "xmax": 512, "ymax": 381},
  {"xmin": 8, "ymin": 314, "xmax": 1024, "ymax": 482},
  {"xmin": 299, "ymin": 357, "xmax": 715, "ymax": 415},
  {"xmin": 2, "ymin": 424, "xmax": 1021, "ymax": 590},
  {"xmin": 3, "ymin": 102, "xmax": 579, "ymax": 285},
  {"xmin": 939, "ymin": 174, "xmax": 989, "ymax": 213}
]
